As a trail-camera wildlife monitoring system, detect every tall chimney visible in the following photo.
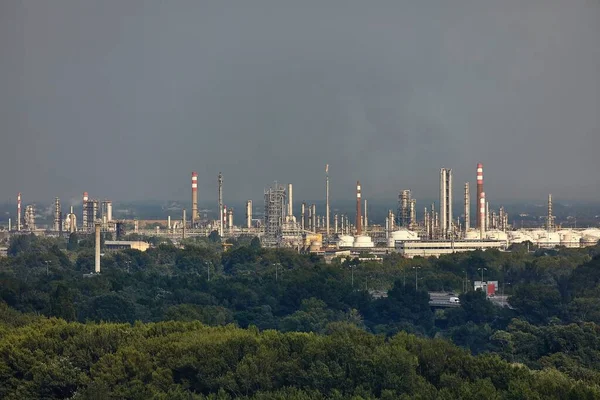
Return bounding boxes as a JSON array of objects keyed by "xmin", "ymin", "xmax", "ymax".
[
  {"xmin": 301, "ymin": 202, "xmax": 306, "ymax": 230},
  {"xmin": 182, "ymin": 209, "xmax": 186, "ymax": 239},
  {"xmin": 479, "ymin": 192, "xmax": 486, "ymax": 238},
  {"xmin": 191, "ymin": 172, "xmax": 199, "ymax": 224},
  {"xmin": 464, "ymin": 182, "xmax": 470, "ymax": 232},
  {"xmin": 356, "ymin": 181, "xmax": 362, "ymax": 235},
  {"xmin": 218, "ymin": 172, "xmax": 223, "ymax": 236},
  {"xmin": 486, "ymin": 201, "xmax": 490, "ymax": 231},
  {"xmin": 334, "ymin": 214, "xmax": 338, "ymax": 234},
  {"xmin": 325, "ymin": 164, "xmax": 330, "ymax": 236},
  {"xmin": 476, "ymin": 163, "xmax": 484, "ymax": 230},
  {"xmin": 287, "ymin": 183, "xmax": 293, "ymax": 219},
  {"xmin": 94, "ymin": 223, "xmax": 101, "ymax": 274},
  {"xmin": 54, "ymin": 197, "xmax": 61, "ymax": 232},
  {"xmin": 246, "ymin": 200, "xmax": 253, "ymax": 229},
  {"xmin": 364, "ymin": 199, "xmax": 368, "ymax": 231},
  {"xmin": 311, "ymin": 204, "xmax": 317, "ymax": 233},
  {"xmin": 17, "ymin": 192, "xmax": 22, "ymax": 231}
]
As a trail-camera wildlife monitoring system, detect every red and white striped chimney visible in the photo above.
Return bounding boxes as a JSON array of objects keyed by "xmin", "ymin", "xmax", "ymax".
[
  {"xmin": 476, "ymin": 163, "xmax": 484, "ymax": 230},
  {"xmin": 191, "ymin": 172, "xmax": 198, "ymax": 223},
  {"xmin": 356, "ymin": 181, "xmax": 362, "ymax": 235}
]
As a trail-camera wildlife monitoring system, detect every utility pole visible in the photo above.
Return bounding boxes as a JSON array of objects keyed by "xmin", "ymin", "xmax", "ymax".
[{"xmin": 478, "ymin": 267, "xmax": 487, "ymax": 295}]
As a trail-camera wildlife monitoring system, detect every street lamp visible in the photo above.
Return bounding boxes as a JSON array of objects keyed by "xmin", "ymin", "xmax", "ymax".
[
  {"xmin": 413, "ymin": 266, "xmax": 421, "ymax": 291},
  {"xmin": 44, "ymin": 260, "xmax": 51, "ymax": 276}
]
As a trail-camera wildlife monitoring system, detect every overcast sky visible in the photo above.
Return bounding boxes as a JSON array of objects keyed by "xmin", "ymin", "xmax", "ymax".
[{"xmin": 1, "ymin": 0, "xmax": 598, "ymax": 206}]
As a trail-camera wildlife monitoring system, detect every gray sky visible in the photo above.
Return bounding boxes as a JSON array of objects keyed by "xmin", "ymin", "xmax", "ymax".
[{"xmin": 1, "ymin": 0, "xmax": 599, "ymax": 206}]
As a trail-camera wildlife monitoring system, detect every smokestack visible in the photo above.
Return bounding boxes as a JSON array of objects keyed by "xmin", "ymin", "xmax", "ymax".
[
  {"xmin": 476, "ymin": 163, "xmax": 484, "ymax": 230},
  {"xmin": 192, "ymin": 172, "xmax": 199, "ymax": 224},
  {"xmin": 356, "ymin": 181, "xmax": 362, "ymax": 235},
  {"xmin": 326, "ymin": 164, "xmax": 330, "ymax": 236},
  {"xmin": 94, "ymin": 223, "xmax": 101, "ymax": 274},
  {"xmin": 182, "ymin": 209, "xmax": 186, "ymax": 239},
  {"xmin": 486, "ymin": 201, "xmax": 490, "ymax": 231},
  {"xmin": 54, "ymin": 197, "xmax": 61, "ymax": 232},
  {"xmin": 334, "ymin": 214, "xmax": 338, "ymax": 234},
  {"xmin": 246, "ymin": 200, "xmax": 252, "ymax": 229},
  {"xmin": 218, "ymin": 172, "xmax": 223, "ymax": 236},
  {"xmin": 16, "ymin": 193, "xmax": 22, "ymax": 231},
  {"xmin": 464, "ymin": 182, "xmax": 470, "ymax": 232},
  {"xmin": 364, "ymin": 199, "xmax": 368, "ymax": 231},
  {"xmin": 311, "ymin": 204, "xmax": 316, "ymax": 233},
  {"xmin": 168, "ymin": 215, "xmax": 171, "ymax": 231},
  {"xmin": 479, "ymin": 192, "xmax": 486, "ymax": 238},
  {"xmin": 287, "ymin": 183, "xmax": 293, "ymax": 219},
  {"xmin": 301, "ymin": 202, "xmax": 306, "ymax": 230}
]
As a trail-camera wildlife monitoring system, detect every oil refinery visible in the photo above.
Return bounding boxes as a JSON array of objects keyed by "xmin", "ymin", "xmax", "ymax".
[{"xmin": 2, "ymin": 163, "xmax": 600, "ymax": 259}]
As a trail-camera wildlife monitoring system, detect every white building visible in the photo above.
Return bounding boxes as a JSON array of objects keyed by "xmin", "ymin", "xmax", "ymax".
[{"xmin": 395, "ymin": 239, "xmax": 505, "ymax": 258}]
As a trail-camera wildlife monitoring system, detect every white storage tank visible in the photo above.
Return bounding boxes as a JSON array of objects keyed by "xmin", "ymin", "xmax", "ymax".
[
  {"xmin": 581, "ymin": 235, "xmax": 599, "ymax": 247},
  {"xmin": 559, "ymin": 230, "xmax": 582, "ymax": 248},
  {"xmin": 537, "ymin": 232, "xmax": 561, "ymax": 248},
  {"xmin": 338, "ymin": 235, "xmax": 355, "ymax": 248},
  {"xmin": 353, "ymin": 235, "xmax": 375, "ymax": 248},
  {"xmin": 387, "ymin": 229, "xmax": 420, "ymax": 247}
]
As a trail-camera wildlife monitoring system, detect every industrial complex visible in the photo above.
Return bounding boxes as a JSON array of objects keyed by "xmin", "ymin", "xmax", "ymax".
[{"xmin": 3, "ymin": 163, "xmax": 600, "ymax": 263}]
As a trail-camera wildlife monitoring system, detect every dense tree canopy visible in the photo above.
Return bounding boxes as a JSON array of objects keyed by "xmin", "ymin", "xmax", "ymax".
[{"xmin": 2, "ymin": 234, "xmax": 600, "ymax": 398}]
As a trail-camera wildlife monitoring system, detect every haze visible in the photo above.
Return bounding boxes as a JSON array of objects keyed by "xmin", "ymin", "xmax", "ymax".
[{"xmin": 1, "ymin": 1, "xmax": 598, "ymax": 206}]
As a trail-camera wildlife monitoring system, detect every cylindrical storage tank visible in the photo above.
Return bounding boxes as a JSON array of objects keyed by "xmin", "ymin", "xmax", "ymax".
[
  {"xmin": 353, "ymin": 235, "xmax": 375, "ymax": 248},
  {"xmin": 309, "ymin": 241, "xmax": 322, "ymax": 252},
  {"xmin": 338, "ymin": 235, "xmax": 355, "ymax": 248},
  {"xmin": 560, "ymin": 232, "xmax": 581, "ymax": 248},
  {"xmin": 581, "ymin": 235, "xmax": 599, "ymax": 247}
]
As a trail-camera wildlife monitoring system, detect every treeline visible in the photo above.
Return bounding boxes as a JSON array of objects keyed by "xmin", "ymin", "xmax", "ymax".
[
  {"xmin": 1, "ymin": 307, "xmax": 599, "ymax": 399},
  {"xmin": 3, "ymin": 233, "xmax": 600, "ymax": 389}
]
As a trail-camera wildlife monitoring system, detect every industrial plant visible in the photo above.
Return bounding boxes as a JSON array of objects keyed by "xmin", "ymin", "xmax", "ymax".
[{"xmin": 3, "ymin": 163, "xmax": 600, "ymax": 261}]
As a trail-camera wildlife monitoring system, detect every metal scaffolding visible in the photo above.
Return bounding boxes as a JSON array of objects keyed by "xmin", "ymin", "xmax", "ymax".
[{"xmin": 263, "ymin": 182, "xmax": 286, "ymax": 247}]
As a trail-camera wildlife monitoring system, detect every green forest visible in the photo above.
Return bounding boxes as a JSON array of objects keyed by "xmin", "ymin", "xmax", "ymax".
[{"xmin": 2, "ymin": 233, "xmax": 600, "ymax": 399}]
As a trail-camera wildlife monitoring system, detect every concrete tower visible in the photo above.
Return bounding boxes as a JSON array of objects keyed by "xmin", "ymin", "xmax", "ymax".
[{"xmin": 440, "ymin": 168, "xmax": 453, "ymax": 238}]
